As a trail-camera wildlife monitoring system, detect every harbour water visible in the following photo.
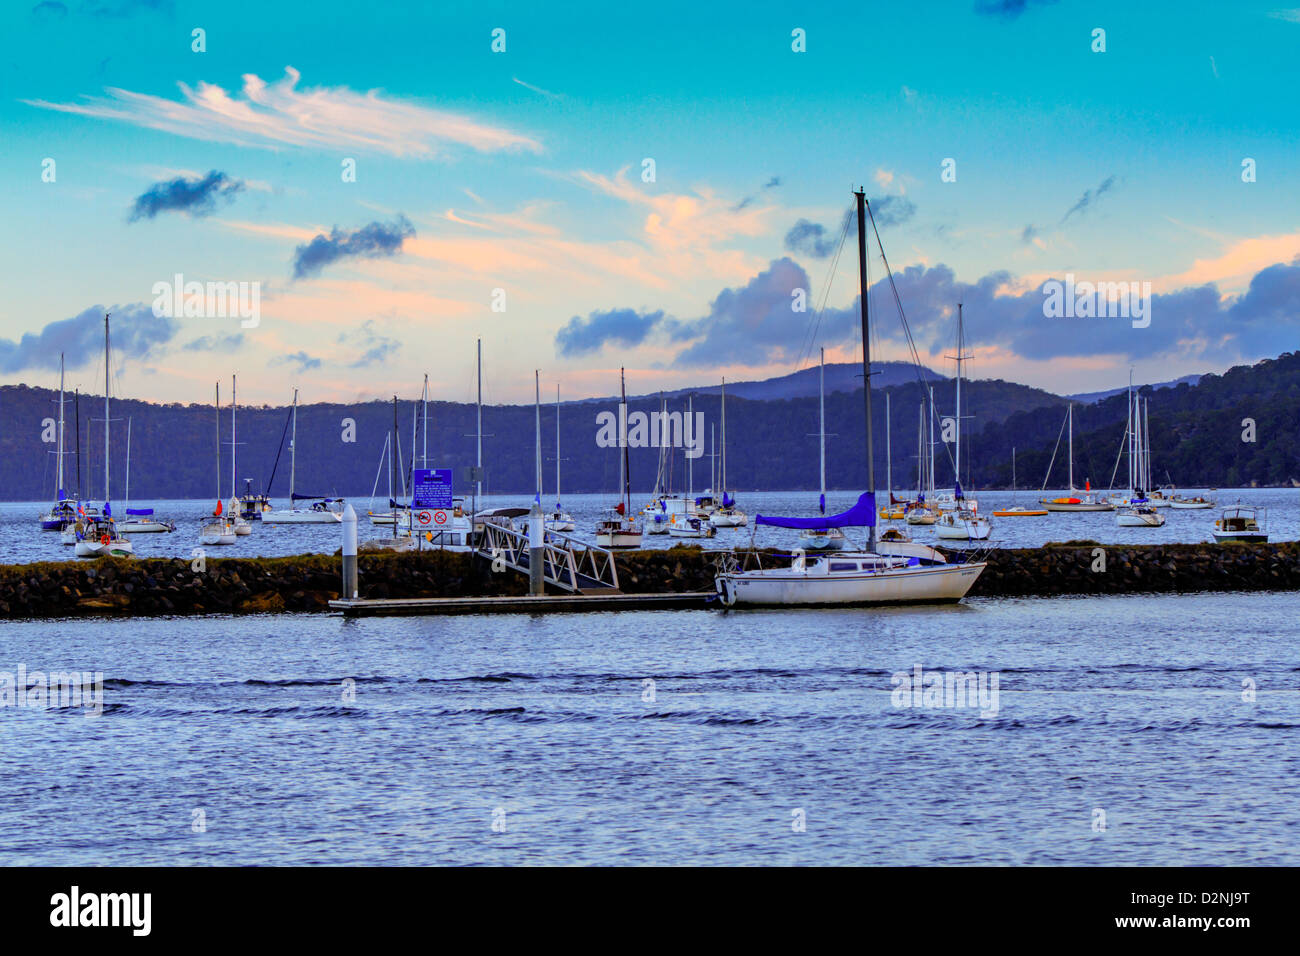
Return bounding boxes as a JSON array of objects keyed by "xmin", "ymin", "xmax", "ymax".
[
  {"xmin": 3, "ymin": 487, "xmax": 1295, "ymax": 564},
  {"xmin": 1, "ymin": 590, "xmax": 1297, "ymax": 865}
]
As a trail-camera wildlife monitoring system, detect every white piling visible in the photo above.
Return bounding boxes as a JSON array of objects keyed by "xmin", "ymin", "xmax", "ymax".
[{"xmin": 342, "ymin": 503, "xmax": 358, "ymax": 599}]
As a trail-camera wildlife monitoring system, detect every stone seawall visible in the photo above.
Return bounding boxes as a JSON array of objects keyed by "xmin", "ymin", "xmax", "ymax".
[{"xmin": 0, "ymin": 542, "xmax": 1297, "ymax": 618}]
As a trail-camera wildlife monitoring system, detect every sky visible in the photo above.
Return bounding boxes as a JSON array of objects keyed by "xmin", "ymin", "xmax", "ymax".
[{"xmin": 3, "ymin": 0, "xmax": 1299, "ymax": 407}]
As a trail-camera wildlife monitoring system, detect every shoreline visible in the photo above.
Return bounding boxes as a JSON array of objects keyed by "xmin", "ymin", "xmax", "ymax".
[{"xmin": 1, "ymin": 542, "xmax": 1298, "ymax": 618}]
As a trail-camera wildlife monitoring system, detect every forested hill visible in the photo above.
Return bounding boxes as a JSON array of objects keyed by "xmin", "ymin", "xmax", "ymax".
[{"xmin": 1, "ymin": 352, "xmax": 1296, "ymax": 501}]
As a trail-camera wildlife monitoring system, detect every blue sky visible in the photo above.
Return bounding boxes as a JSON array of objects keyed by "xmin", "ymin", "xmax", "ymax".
[{"xmin": 3, "ymin": 0, "xmax": 1299, "ymax": 405}]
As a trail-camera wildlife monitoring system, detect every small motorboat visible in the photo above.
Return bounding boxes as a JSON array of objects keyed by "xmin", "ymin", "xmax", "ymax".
[
  {"xmin": 1171, "ymin": 495, "xmax": 1215, "ymax": 510},
  {"xmin": 1212, "ymin": 506, "xmax": 1267, "ymax": 543},
  {"xmin": 668, "ymin": 515, "xmax": 715, "ymax": 538},
  {"xmin": 935, "ymin": 509, "xmax": 993, "ymax": 540},
  {"xmin": 992, "ymin": 505, "xmax": 1048, "ymax": 517},
  {"xmin": 200, "ymin": 517, "xmax": 237, "ymax": 546},
  {"xmin": 1116, "ymin": 503, "xmax": 1166, "ymax": 527},
  {"xmin": 905, "ymin": 505, "xmax": 937, "ymax": 526}
]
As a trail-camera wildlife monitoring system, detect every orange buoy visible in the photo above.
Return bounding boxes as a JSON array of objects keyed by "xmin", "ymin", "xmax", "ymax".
[{"xmin": 100, "ymin": 533, "xmax": 110, "ymax": 546}]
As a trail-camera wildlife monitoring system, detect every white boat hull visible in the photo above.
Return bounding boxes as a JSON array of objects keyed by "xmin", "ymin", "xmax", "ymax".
[
  {"xmin": 1212, "ymin": 531, "xmax": 1267, "ymax": 543},
  {"xmin": 1170, "ymin": 500, "xmax": 1214, "ymax": 510},
  {"xmin": 716, "ymin": 560, "xmax": 984, "ymax": 606},
  {"xmin": 75, "ymin": 538, "xmax": 134, "ymax": 558},
  {"xmin": 119, "ymin": 520, "xmax": 173, "ymax": 533},
  {"xmin": 1117, "ymin": 511, "xmax": 1165, "ymax": 527},
  {"xmin": 262, "ymin": 509, "xmax": 343, "ymax": 524},
  {"xmin": 905, "ymin": 509, "xmax": 936, "ymax": 525},
  {"xmin": 709, "ymin": 510, "xmax": 748, "ymax": 528},
  {"xmin": 596, "ymin": 531, "xmax": 642, "ymax": 548},
  {"xmin": 797, "ymin": 529, "xmax": 848, "ymax": 551},
  {"xmin": 935, "ymin": 515, "xmax": 992, "ymax": 540}
]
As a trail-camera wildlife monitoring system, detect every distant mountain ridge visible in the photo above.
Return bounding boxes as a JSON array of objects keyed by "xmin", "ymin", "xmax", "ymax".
[{"xmin": 1067, "ymin": 374, "xmax": 1203, "ymax": 405}]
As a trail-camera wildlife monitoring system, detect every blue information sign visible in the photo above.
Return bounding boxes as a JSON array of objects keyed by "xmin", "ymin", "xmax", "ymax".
[{"xmin": 412, "ymin": 468, "xmax": 453, "ymax": 508}]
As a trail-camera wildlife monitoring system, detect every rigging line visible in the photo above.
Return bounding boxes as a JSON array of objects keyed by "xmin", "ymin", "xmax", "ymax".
[
  {"xmin": 793, "ymin": 204, "xmax": 855, "ymax": 372},
  {"xmin": 1038, "ymin": 408, "xmax": 1070, "ymax": 492},
  {"xmin": 866, "ymin": 201, "xmax": 964, "ymax": 479}
]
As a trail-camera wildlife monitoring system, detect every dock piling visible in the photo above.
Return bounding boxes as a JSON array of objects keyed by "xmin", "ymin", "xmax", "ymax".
[
  {"xmin": 528, "ymin": 502, "xmax": 544, "ymax": 595},
  {"xmin": 342, "ymin": 503, "xmax": 358, "ymax": 598}
]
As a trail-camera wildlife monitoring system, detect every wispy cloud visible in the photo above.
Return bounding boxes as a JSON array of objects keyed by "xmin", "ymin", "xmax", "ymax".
[
  {"xmin": 512, "ymin": 76, "xmax": 563, "ymax": 100},
  {"xmin": 292, "ymin": 216, "xmax": 416, "ymax": 279},
  {"xmin": 25, "ymin": 67, "xmax": 541, "ymax": 159},
  {"xmin": 272, "ymin": 350, "xmax": 322, "ymax": 372},
  {"xmin": 129, "ymin": 170, "xmax": 244, "ymax": 221},
  {"xmin": 1267, "ymin": 8, "xmax": 1300, "ymax": 23},
  {"xmin": 1060, "ymin": 175, "xmax": 1118, "ymax": 224}
]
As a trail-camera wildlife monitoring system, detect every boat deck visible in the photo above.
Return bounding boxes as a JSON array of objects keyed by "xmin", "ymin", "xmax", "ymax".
[{"xmin": 328, "ymin": 591, "xmax": 715, "ymax": 616}]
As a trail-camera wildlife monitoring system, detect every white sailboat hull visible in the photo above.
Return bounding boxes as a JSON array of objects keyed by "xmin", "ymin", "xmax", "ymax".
[
  {"xmin": 1116, "ymin": 511, "xmax": 1165, "ymax": 527},
  {"xmin": 595, "ymin": 530, "xmax": 642, "ymax": 548},
  {"xmin": 708, "ymin": 509, "xmax": 748, "ymax": 527},
  {"xmin": 75, "ymin": 538, "xmax": 134, "ymax": 558},
  {"xmin": 262, "ymin": 509, "xmax": 344, "ymax": 524},
  {"xmin": 935, "ymin": 514, "xmax": 993, "ymax": 540},
  {"xmin": 716, "ymin": 560, "xmax": 984, "ymax": 606},
  {"xmin": 119, "ymin": 519, "xmax": 173, "ymax": 533}
]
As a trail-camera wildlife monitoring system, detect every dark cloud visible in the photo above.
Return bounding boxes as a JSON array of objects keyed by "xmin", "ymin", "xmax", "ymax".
[
  {"xmin": 784, "ymin": 216, "xmax": 845, "ymax": 259},
  {"xmin": 292, "ymin": 216, "xmax": 415, "ymax": 279},
  {"xmin": 555, "ymin": 308, "xmax": 670, "ymax": 357},
  {"xmin": 1060, "ymin": 175, "xmax": 1117, "ymax": 224},
  {"xmin": 0, "ymin": 303, "xmax": 178, "ymax": 373},
  {"xmin": 1021, "ymin": 224, "xmax": 1039, "ymax": 244},
  {"xmin": 129, "ymin": 170, "xmax": 244, "ymax": 221},
  {"xmin": 554, "ymin": 255, "xmax": 1300, "ymax": 371},
  {"xmin": 870, "ymin": 195, "xmax": 917, "ymax": 228},
  {"xmin": 272, "ymin": 351, "xmax": 322, "ymax": 372},
  {"xmin": 673, "ymin": 258, "xmax": 845, "ymax": 367},
  {"xmin": 733, "ymin": 175, "xmax": 783, "ymax": 211},
  {"xmin": 974, "ymin": 0, "xmax": 1056, "ymax": 19},
  {"xmin": 340, "ymin": 320, "xmax": 400, "ymax": 367},
  {"xmin": 183, "ymin": 332, "xmax": 244, "ymax": 352}
]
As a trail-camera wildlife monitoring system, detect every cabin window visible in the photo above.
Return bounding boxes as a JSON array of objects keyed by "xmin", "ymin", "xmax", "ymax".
[{"xmin": 829, "ymin": 562, "xmax": 859, "ymax": 572}]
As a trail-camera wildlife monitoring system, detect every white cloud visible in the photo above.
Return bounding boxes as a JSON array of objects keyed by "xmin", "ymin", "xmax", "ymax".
[{"xmin": 25, "ymin": 67, "xmax": 541, "ymax": 159}]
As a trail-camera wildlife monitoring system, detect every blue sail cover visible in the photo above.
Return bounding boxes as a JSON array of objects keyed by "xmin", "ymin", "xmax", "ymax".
[
  {"xmin": 722, "ymin": 492, "xmax": 735, "ymax": 508},
  {"xmin": 819, "ymin": 492, "xmax": 826, "ymax": 515},
  {"xmin": 126, "ymin": 508, "xmax": 154, "ymax": 516},
  {"xmin": 756, "ymin": 491, "xmax": 876, "ymax": 529},
  {"xmin": 291, "ymin": 493, "xmax": 333, "ymax": 501},
  {"xmin": 955, "ymin": 480, "xmax": 964, "ymax": 501}
]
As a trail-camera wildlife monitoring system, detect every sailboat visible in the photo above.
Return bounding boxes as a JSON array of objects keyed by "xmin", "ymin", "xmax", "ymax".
[
  {"xmin": 74, "ymin": 314, "xmax": 134, "ymax": 558},
  {"xmin": 548, "ymin": 384, "xmax": 575, "ymax": 531},
  {"xmin": 262, "ymin": 389, "xmax": 344, "ymax": 523},
  {"xmin": 199, "ymin": 383, "xmax": 237, "ymax": 546},
  {"xmin": 934, "ymin": 304, "xmax": 992, "ymax": 541},
  {"xmin": 1116, "ymin": 390, "xmax": 1165, "ymax": 527},
  {"xmin": 708, "ymin": 378, "xmax": 748, "ymax": 527},
  {"xmin": 226, "ymin": 374, "xmax": 252, "ymax": 534},
  {"xmin": 60, "ymin": 389, "xmax": 88, "ymax": 545},
  {"xmin": 798, "ymin": 348, "xmax": 848, "ymax": 551},
  {"xmin": 641, "ymin": 394, "xmax": 678, "ymax": 533},
  {"xmin": 715, "ymin": 189, "xmax": 985, "ymax": 606},
  {"xmin": 39, "ymin": 354, "xmax": 79, "ymax": 532},
  {"xmin": 595, "ymin": 368, "xmax": 642, "ymax": 548},
  {"xmin": 992, "ymin": 448, "xmax": 1047, "ymax": 517},
  {"xmin": 119, "ymin": 417, "xmax": 175, "ymax": 533},
  {"xmin": 904, "ymin": 397, "xmax": 937, "ymax": 525},
  {"xmin": 1040, "ymin": 403, "xmax": 1112, "ymax": 511}
]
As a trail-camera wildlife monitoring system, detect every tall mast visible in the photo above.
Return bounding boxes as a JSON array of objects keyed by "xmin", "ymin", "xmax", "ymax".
[
  {"xmin": 1126, "ymin": 372, "xmax": 1134, "ymax": 493},
  {"xmin": 688, "ymin": 394, "xmax": 694, "ymax": 500},
  {"xmin": 886, "ymin": 389, "xmax": 892, "ymax": 497},
  {"xmin": 855, "ymin": 188, "xmax": 875, "ymax": 552},
  {"xmin": 125, "ymin": 416, "xmax": 132, "ymax": 509},
  {"xmin": 103, "ymin": 313, "xmax": 110, "ymax": 503},
  {"xmin": 818, "ymin": 347, "xmax": 826, "ymax": 512},
  {"xmin": 475, "ymin": 339, "xmax": 483, "ymax": 512},
  {"xmin": 555, "ymin": 384, "xmax": 562, "ymax": 509},
  {"xmin": 710, "ymin": 425, "xmax": 715, "ymax": 491},
  {"xmin": 1067, "ymin": 402, "xmax": 1074, "ymax": 492},
  {"xmin": 927, "ymin": 386, "xmax": 936, "ymax": 499},
  {"xmin": 422, "ymin": 373, "xmax": 429, "ymax": 469},
  {"xmin": 720, "ymin": 378, "xmax": 727, "ymax": 496},
  {"xmin": 289, "ymin": 388, "xmax": 298, "ymax": 501},
  {"xmin": 620, "ymin": 368, "xmax": 631, "ymax": 513},
  {"xmin": 231, "ymin": 374, "xmax": 237, "ymax": 502},
  {"xmin": 391, "ymin": 395, "xmax": 398, "ymax": 518},
  {"xmin": 57, "ymin": 354, "xmax": 65, "ymax": 500},
  {"xmin": 917, "ymin": 401, "xmax": 924, "ymax": 495},
  {"xmin": 534, "ymin": 370, "xmax": 542, "ymax": 504},
  {"xmin": 75, "ymin": 388, "xmax": 82, "ymax": 500},
  {"xmin": 214, "ymin": 381, "xmax": 221, "ymax": 503},
  {"xmin": 954, "ymin": 302, "xmax": 964, "ymax": 489}
]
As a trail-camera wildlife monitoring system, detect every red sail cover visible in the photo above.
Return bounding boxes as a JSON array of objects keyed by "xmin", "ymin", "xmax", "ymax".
[{"xmin": 214, "ymin": 499, "xmax": 223, "ymax": 516}]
